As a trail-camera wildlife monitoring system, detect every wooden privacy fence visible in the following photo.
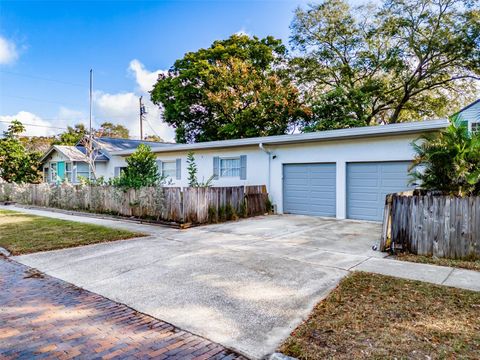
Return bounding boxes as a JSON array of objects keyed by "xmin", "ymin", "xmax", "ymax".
[
  {"xmin": 0, "ymin": 183, "xmax": 269, "ymax": 225},
  {"xmin": 381, "ymin": 192, "xmax": 480, "ymax": 259}
]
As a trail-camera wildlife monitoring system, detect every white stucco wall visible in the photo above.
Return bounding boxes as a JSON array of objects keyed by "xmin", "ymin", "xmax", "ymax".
[
  {"xmin": 267, "ymin": 134, "xmax": 418, "ymax": 219},
  {"xmin": 104, "ymin": 133, "xmax": 419, "ymax": 219},
  {"xmin": 106, "ymin": 145, "xmax": 269, "ymax": 188}
]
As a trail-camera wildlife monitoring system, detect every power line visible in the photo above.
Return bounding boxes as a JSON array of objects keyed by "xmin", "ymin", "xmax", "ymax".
[
  {"xmin": 0, "ymin": 70, "xmax": 86, "ymax": 88},
  {"xmin": 1, "ymin": 94, "xmax": 86, "ymax": 108},
  {"xmin": 0, "ymin": 119, "xmax": 67, "ymax": 130},
  {"xmin": 145, "ymin": 118, "xmax": 161, "ymax": 138}
]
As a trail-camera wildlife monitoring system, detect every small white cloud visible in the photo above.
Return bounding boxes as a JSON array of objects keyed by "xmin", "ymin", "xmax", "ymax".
[
  {"xmin": 0, "ymin": 111, "xmax": 57, "ymax": 136},
  {"xmin": 0, "ymin": 36, "xmax": 18, "ymax": 65},
  {"xmin": 94, "ymin": 90, "xmax": 174, "ymax": 141},
  {"xmin": 128, "ymin": 59, "xmax": 167, "ymax": 93},
  {"xmin": 235, "ymin": 28, "xmax": 251, "ymax": 37}
]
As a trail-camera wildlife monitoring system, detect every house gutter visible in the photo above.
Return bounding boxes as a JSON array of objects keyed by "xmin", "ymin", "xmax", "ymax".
[
  {"xmin": 112, "ymin": 119, "xmax": 450, "ymax": 156},
  {"xmin": 259, "ymin": 142, "xmax": 272, "ymax": 194}
]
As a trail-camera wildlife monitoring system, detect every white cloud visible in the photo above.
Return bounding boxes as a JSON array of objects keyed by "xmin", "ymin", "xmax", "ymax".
[
  {"xmin": 94, "ymin": 60, "xmax": 174, "ymax": 141},
  {"xmin": 0, "ymin": 60, "xmax": 175, "ymax": 141},
  {"xmin": 128, "ymin": 59, "xmax": 167, "ymax": 93},
  {"xmin": 235, "ymin": 28, "xmax": 251, "ymax": 37},
  {"xmin": 0, "ymin": 111, "xmax": 57, "ymax": 137},
  {"xmin": 0, "ymin": 36, "xmax": 18, "ymax": 65}
]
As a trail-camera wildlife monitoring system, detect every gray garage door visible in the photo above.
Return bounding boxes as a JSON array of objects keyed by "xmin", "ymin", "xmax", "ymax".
[
  {"xmin": 283, "ymin": 163, "xmax": 336, "ymax": 217},
  {"xmin": 347, "ymin": 161, "xmax": 413, "ymax": 221}
]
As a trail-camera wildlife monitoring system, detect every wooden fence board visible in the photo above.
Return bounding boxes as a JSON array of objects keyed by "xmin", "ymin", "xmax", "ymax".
[
  {"xmin": 0, "ymin": 183, "xmax": 267, "ymax": 225},
  {"xmin": 383, "ymin": 193, "xmax": 479, "ymax": 260}
]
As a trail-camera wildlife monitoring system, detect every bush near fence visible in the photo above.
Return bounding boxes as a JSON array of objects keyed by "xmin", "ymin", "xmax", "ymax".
[
  {"xmin": 0, "ymin": 183, "xmax": 269, "ymax": 225},
  {"xmin": 381, "ymin": 192, "xmax": 480, "ymax": 260}
]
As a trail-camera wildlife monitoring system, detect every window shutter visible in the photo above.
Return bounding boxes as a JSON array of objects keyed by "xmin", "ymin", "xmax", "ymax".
[
  {"xmin": 114, "ymin": 167, "xmax": 121, "ymax": 178},
  {"xmin": 176, "ymin": 158, "xmax": 181, "ymax": 180},
  {"xmin": 156, "ymin": 160, "xmax": 162, "ymax": 176},
  {"xmin": 240, "ymin": 155, "xmax": 247, "ymax": 180},
  {"xmin": 213, "ymin": 157, "xmax": 220, "ymax": 180}
]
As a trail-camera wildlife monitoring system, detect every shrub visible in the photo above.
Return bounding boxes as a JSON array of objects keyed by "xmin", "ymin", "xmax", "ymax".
[
  {"xmin": 240, "ymin": 198, "xmax": 248, "ymax": 218},
  {"xmin": 113, "ymin": 144, "xmax": 160, "ymax": 189},
  {"xmin": 218, "ymin": 205, "xmax": 226, "ymax": 222},
  {"xmin": 410, "ymin": 118, "xmax": 480, "ymax": 196},
  {"xmin": 225, "ymin": 203, "xmax": 238, "ymax": 221},
  {"xmin": 208, "ymin": 205, "xmax": 218, "ymax": 223}
]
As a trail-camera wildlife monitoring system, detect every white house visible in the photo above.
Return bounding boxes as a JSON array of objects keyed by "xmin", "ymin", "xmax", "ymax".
[
  {"xmin": 457, "ymin": 99, "xmax": 480, "ymax": 132},
  {"xmin": 107, "ymin": 119, "xmax": 449, "ymax": 222},
  {"xmin": 40, "ymin": 119, "xmax": 449, "ymax": 221}
]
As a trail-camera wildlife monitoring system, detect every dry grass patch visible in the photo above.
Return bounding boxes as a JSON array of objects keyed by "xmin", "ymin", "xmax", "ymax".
[
  {"xmin": 0, "ymin": 210, "xmax": 145, "ymax": 255},
  {"xmin": 280, "ymin": 272, "xmax": 480, "ymax": 360},
  {"xmin": 395, "ymin": 253, "xmax": 480, "ymax": 272}
]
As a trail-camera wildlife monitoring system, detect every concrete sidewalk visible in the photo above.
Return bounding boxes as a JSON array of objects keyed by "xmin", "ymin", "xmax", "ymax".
[{"xmin": 352, "ymin": 257, "xmax": 480, "ymax": 292}]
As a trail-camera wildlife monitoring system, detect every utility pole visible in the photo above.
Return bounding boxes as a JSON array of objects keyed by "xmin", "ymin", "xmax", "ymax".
[
  {"xmin": 89, "ymin": 69, "xmax": 93, "ymax": 139},
  {"xmin": 139, "ymin": 96, "xmax": 147, "ymax": 140}
]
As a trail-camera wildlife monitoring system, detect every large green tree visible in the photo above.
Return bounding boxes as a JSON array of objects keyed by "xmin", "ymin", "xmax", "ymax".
[
  {"xmin": 151, "ymin": 34, "xmax": 308, "ymax": 143},
  {"xmin": 55, "ymin": 124, "xmax": 87, "ymax": 145},
  {"xmin": 0, "ymin": 120, "xmax": 42, "ymax": 183},
  {"xmin": 98, "ymin": 122, "xmax": 130, "ymax": 139},
  {"xmin": 291, "ymin": 0, "xmax": 480, "ymax": 131}
]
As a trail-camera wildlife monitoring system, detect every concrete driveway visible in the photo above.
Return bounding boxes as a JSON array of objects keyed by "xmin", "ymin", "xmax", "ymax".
[{"xmin": 12, "ymin": 207, "xmax": 384, "ymax": 359}]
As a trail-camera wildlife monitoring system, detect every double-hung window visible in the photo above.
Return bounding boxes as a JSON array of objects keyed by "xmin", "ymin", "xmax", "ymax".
[
  {"xmin": 472, "ymin": 122, "xmax": 479, "ymax": 133},
  {"xmin": 76, "ymin": 162, "xmax": 90, "ymax": 181},
  {"xmin": 220, "ymin": 157, "xmax": 241, "ymax": 177},
  {"xmin": 65, "ymin": 162, "xmax": 72, "ymax": 182},
  {"xmin": 50, "ymin": 163, "xmax": 57, "ymax": 183},
  {"xmin": 161, "ymin": 161, "xmax": 176, "ymax": 178}
]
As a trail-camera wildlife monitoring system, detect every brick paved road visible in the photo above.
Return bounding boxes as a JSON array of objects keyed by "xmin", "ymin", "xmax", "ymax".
[{"xmin": 0, "ymin": 257, "xmax": 247, "ymax": 360}]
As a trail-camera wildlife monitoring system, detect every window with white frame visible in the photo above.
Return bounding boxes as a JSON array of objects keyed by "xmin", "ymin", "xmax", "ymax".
[
  {"xmin": 161, "ymin": 161, "xmax": 176, "ymax": 178},
  {"xmin": 220, "ymin": 157, "xmax": 241, "ymax": 177},
  {"xmin": 50, "ymin": 162, "xmax": 57, "ymax": 182},
  {"xmin": 76, "ymin": 162, "xmax": 90, "ymax": 181},
  {"xmin": 65, "ymin": 162, "xmax": 72, "ymax": 182},
  {"xmin": 472, "ymin": 122, "xmax": 479, "ymax": 133},
  {"xmin": 43, "ymin": 167, "xmax": 49, "ymax": 183}
]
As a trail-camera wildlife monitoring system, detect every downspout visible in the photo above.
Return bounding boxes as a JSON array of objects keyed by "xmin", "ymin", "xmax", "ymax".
[{"xmin": 258, "ymin": 143, "xmax": 271, "ymax": 194}]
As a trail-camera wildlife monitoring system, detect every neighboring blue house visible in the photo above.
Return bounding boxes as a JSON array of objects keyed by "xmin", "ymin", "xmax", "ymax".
[{"xmin": 456, "ymin": 99, "xmax": 480, "ymax": 132}]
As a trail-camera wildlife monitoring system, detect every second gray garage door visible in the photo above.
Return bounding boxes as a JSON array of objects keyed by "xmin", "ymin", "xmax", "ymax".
[
  {"xmin": 283, "ymin": 163, "xmax": 336, "ymax": 217},
  {"xmin": 347, "ymin": 161, "xmax": 413, "ymax": 221}
]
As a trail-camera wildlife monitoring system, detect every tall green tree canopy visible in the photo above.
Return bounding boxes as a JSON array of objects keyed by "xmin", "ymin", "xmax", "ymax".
[
  {"xmin": 0, "ymin": 120, "xmax": 42, "ymax": 184},
  {"xmin": 55, "ymin": 124, "xmax": 87, "ymax": 145},
  {"xmin": 98, "ymin": 122, "xmax": 130, "ymax": 139},
  {"xmin": 291, "ymin": 0, "xmax": 480, "ymax": 131},
  {"xmin": 151, "ymin": 34, "xmax": 308, "ymax": 143}
]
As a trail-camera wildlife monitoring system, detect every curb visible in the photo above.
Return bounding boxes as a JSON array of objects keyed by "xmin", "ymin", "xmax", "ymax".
[{"xmin": 0, "ymin": 247, "xmax": 11, "ymax": 257}]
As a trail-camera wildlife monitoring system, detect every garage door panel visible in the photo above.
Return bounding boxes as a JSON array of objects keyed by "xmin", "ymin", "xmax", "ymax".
[
  {"xmin": 347, "ymin": 161, "xmax": 412, "ymax": 221},
  {"xmin": 283, "ymin": 163, "xmax": 336, "ymax": 217}
]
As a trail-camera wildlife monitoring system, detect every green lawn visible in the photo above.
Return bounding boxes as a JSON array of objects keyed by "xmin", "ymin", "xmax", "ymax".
[
  {"xmin": 395, "ymin": 253, "xmax": 480, "ymax": 272},
  {"xmin": 280, "ymin": 272, "xmax": 480, "ymax": 360},
  {"xmin": 0, "ymin": 210, "xmax": 145, "ymax": 255}
]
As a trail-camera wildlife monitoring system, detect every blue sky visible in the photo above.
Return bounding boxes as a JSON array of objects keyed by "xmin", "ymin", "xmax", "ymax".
[{"xmin": 0, "ymin": 0, "xmax": 358, "ymax": 140}]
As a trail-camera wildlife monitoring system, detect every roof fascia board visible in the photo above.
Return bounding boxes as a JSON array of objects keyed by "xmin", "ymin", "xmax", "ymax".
[{"xmin": 112, "ymin": 119, "xmax": 449, "ymax": 156}]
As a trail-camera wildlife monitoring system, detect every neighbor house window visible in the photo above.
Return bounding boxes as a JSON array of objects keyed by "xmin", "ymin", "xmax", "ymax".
[
  {"xmin": 161, "ymin": 161, "xmax": 176, "ymax": 178},
  {"xmin": 220, "ymin": 158, "xmax": 241, "ymax": 177},
  {"xmin": 50, "ymin": 163, "xmax": 57, "ymax": 183},
  {"xmin": 472, "ymin": 122, "xmax": 479, "ymax": 133},
  {"xmin": 43, "ymin": 167, "xmax": 49, "ymax": 183},
  {"xmin": 65, "ymin": 162, "xmax": 72, "ymax": 182},
  {"xmin": 76, "ymin": 162, "xmax": 90, "ymax": 181}
]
